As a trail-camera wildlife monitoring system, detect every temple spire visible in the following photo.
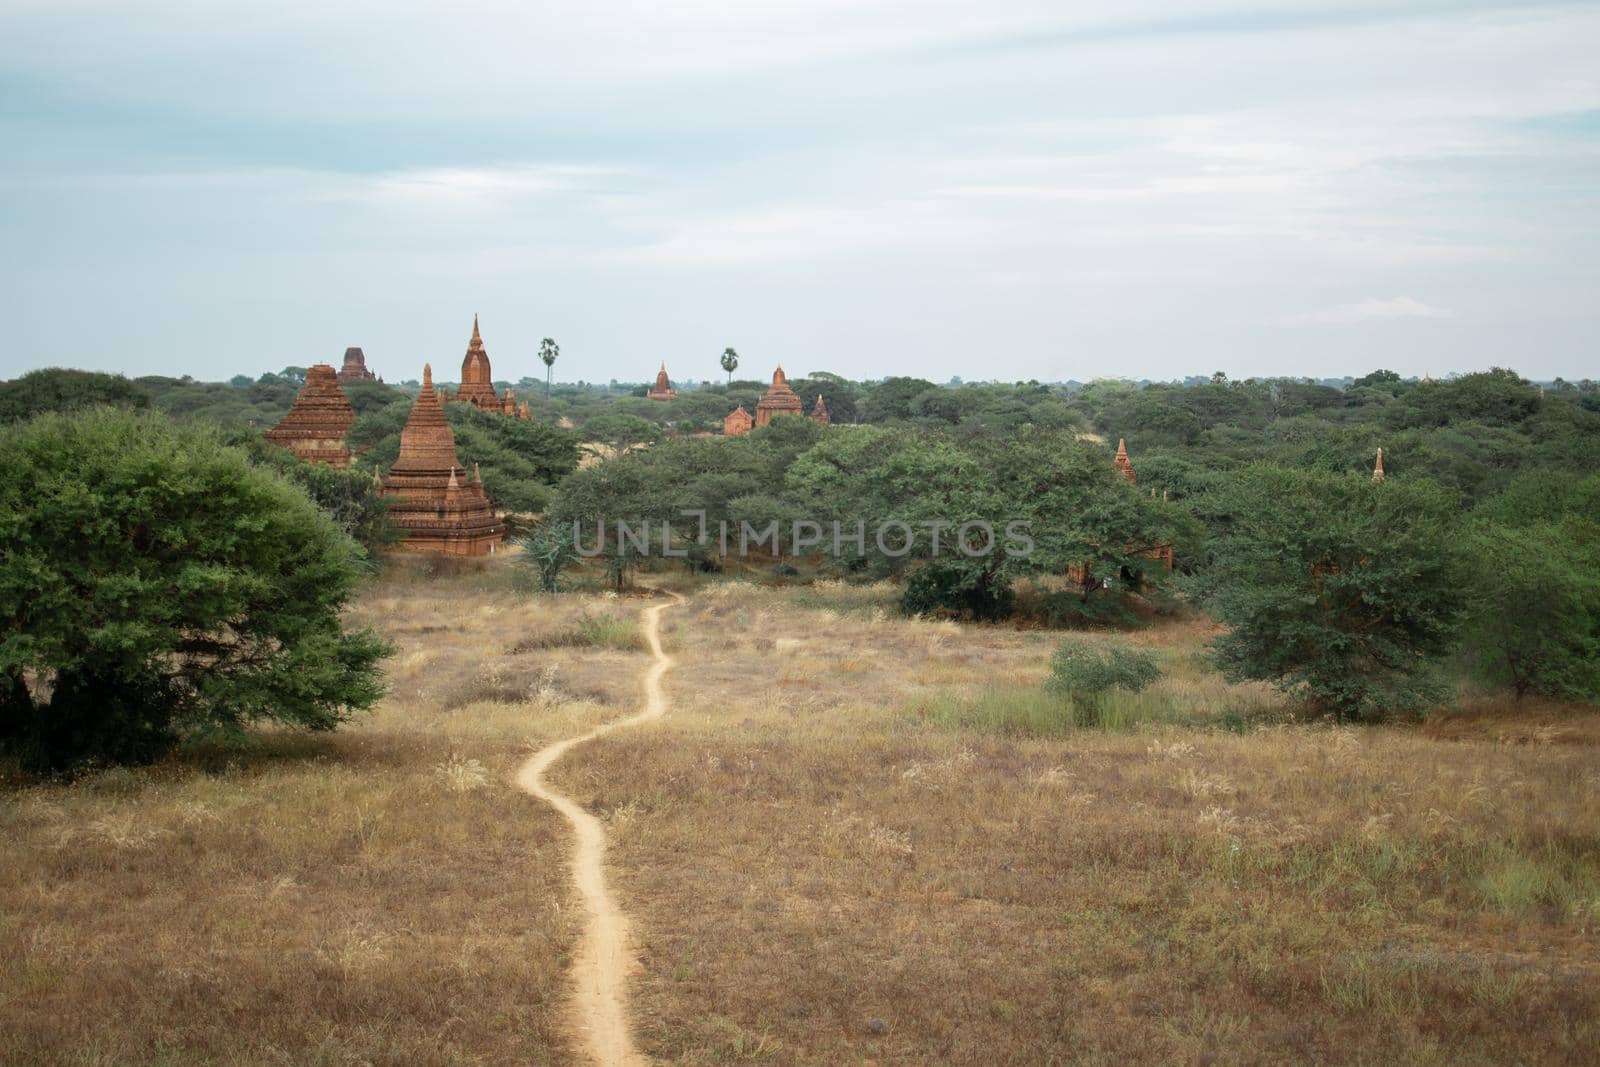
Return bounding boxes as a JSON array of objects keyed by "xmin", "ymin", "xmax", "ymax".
[
  {"xmin": 1373, "ymin": 447, "xmax": 1385, "ymax": 481},
  {"xmin": 472, "ymin": 314, "xmax": 481, "ymax": 344},
  {"xmin": 423, "ymin": 363, "xmax": 433, "ymax": 389},
  {"xmin": 1113, "ymin": 437, "xmax": 1136, "ymax": 484}
]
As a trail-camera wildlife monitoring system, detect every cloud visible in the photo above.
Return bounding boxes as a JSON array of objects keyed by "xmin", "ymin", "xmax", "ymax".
[{"xmin": 1296, "ymin": 296, "xmax": 1456, "ymax": 324}]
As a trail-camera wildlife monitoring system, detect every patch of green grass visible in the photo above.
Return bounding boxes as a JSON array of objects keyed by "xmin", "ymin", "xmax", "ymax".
[{"xmin": 909, "ymin": 685, "xmax": 1184, "ymax": 735}]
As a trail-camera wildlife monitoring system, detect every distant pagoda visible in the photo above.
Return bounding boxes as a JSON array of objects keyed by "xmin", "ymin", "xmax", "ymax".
[
  {"xmin": 1113, "ymin": 438, "xmax": 1136, "ymax": 484},
  {"xmin": 264, "ymin": 364, "xmax": 355, "ymax": 468},
  {"xmin": 809, "ymin": 394, "xmax": 831, "ymax": 425},
  {"xmin": 452, "ymin": 315, "xmax": 530, "ymax": 420},
  {"xmin": 382, "ymin": 363, "xmax": 504, "ymax": 556},
  {"xmin": 723, "ymin": 404, "xmax": 753, "ymax": 436},
  {"xmin": 455, "ymin": 315, "xmax": 501, "ymax": 411},
  {"xmin": 337, "ymin": 346, "xmax": 377, "ymax": 383},
  {"xmin": 647, "ymin": 363, "xmax": 677, "ymax": 401},
  {"xmin": 754, "ymin": 366, "xmax": 804, "ymax": 427}
]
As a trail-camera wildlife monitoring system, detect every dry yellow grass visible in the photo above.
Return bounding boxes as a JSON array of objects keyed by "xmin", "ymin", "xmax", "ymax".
[
  {"xmin": 4, "ymin": 560, "xmax": 1598, "ymax": 1064},
  {"xmin": 0, "ymin": 556, "xmax": 654, "ymax": 1065},
  {"xmin": 556, "ymin": 577, "xmax": 1600, "ymax": 1065}
]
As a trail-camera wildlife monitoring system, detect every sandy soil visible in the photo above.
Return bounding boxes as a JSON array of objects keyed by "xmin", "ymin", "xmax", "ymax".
[{"xmin": 516, "ymin": 594, "xmax": 677, "ymax": 1066}]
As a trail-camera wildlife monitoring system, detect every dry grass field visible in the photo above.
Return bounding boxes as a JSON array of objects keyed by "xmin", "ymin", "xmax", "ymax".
[
  {"xmin": 0, "ymin": 557, "xmax": 653, "ymax": 1065},
  {"xmin": 4, "ymin": 557, "xmax": 1599, "ymax": 1064},
  {"xmin": 563, "ymin": 576, "xmax": 1600, "ymax": 1065}
]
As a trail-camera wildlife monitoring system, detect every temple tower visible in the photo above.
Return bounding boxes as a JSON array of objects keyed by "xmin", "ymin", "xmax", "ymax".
[
  {"xmin": 337, "ymin": 347, "xmax": 377, "ymax": 383},
  {"xmin": 264, "ymin": 364, "xmax": 355, "ymax": 468},
  {"xmin": 809, "ymin": 394, "xmax": 831, "ymax": 425},
  {"xmin": 454, "ymin": 315, "xmax": 502, "ymax": 411},
  {"xmin": 754, "ymin": 366, "xmax": 804, "ymax": 427},
  {"xmin": 1113, "ymin": 438, "xmax": 1137, "ymax": 484},
  {"xmin": 647, "ymin": 363, "xmax": 677, "ymax": 401},
  {"xmin": 382, "ymin": 363, "xmax": 505, "ymax": 555},
  {"xmin": 1373, "ymin": 448, "xmax": 1385, "ymax": 481}
]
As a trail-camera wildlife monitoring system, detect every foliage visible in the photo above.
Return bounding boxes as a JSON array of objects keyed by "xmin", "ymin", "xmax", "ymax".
[
  {"xmin": 1044, "ymin": 640, "xmax": 1162, "ymax": 725},
  {"xmin": 0, "ymin": 409, "xmax": 391, "ymax": 772},
  {"xmin": 1196, "ymin": 466, "xmax": 1470, "ymax": 720},
  {"xmin": 1463, "ymin": 520, "xmax": 1600, "ymax": 700},
  {"xmin": 0, "ymin": 368, "xmax": 150, "ymax": 423},
  {"xmin": 901, "ymin": 561, "xmax": 1015, "ymax": 620},
  {"xmin": 511, "ymin": 522, "xmax": 577, "ymax": 593}
]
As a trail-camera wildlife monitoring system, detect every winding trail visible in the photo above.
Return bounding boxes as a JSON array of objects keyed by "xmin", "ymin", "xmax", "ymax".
[{"xmin": 515, "ymin": 594, "xmax": 678, "ymax": 1067}]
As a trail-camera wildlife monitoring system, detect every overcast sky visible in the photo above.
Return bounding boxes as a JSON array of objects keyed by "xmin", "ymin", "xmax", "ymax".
[{"xmin": 1, "ymin": 1, "xmax": 1595, "ymax": 385}]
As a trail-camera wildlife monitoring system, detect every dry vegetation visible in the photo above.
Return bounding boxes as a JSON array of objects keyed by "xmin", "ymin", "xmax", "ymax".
[
  {"xmin": 0, "ymin": 556, "xmax": 653, "ymax": 1065},
  {"xmin": 4, "ymin": 560, "xmax": 1599, "ymax": 1064},
  {"xmin": 560, "ymin": 576, "xmax": 1600, "ymax": 1065}
]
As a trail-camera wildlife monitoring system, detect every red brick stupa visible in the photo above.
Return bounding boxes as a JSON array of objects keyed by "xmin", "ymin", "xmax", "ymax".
[
  {"xmin": 382, "ymin": 363, "xmax": 504, "ymax": 556},
  {"xmin": 1113, "ymin": 438, "xmax": 1136, "ymax": 484},
  {"xmin": 647, "ymin": 363, "xmax": 677, "ymax": 401},
  {"xmin": 754, "ymin": 366, "xmax": 804, "ymax": 427},
  {"xmin": 337, "ymin": 346, "xmax": 377, "ymax": 383},
  {"xmin": 454, "ymin": 315, "xmax": 502, "ymax": 411},
  {"xmin": 264, "ymin": 363, "xmax": 355, "ymax": 468},
  {"xmin": 809, "ymin": 394, "xmax": 831, "ymax": 425}
]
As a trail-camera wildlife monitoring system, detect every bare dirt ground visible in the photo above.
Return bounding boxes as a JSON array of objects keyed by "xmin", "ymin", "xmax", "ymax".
[{"xmin": 517, "ymin": 594, "xmax": 677, "ymax": 1067}]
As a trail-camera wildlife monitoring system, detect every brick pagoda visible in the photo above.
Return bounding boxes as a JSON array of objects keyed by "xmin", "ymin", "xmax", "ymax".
[
  {"xmin": 754, "ymin": 366, "xmax": 804, "ymax": 427},
  {"xmin": 809, "ymin": 394, "xmax": 831, "ymax": 425},
  {"xmin": 723, "ymin": 404, "xmax": 754, "ymax": 436},
  {"xmin": 338, "ymin": 346, "xmax": 377, "ymax": 383},
  {"xmin": 451, "ymin": 315, "xmax": 531, "ymax": 420},
  {"xmin": 264, "ymin": 363, "xmax": 356, "ymax": 468},
  {"xmin": 382, "ymin": 363, "xmax": 505, "ymax": 555},
  {"xmin": 647, "ymin": 363, "xmax": 677, "ymax": 401}
]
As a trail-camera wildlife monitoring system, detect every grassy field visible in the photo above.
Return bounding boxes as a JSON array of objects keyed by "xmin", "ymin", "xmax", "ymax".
[{"xmin": 4, "ymin": 558, "xmax": 1599, "ymax": 1064}]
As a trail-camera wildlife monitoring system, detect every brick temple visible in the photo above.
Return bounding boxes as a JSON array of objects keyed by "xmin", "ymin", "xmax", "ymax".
[
  {"xmin": 647, "ymin": 363, "xmax": 677, "ymax": 401},
  {"xmin": 809, "ymin": 394, "xmax": 831, "ymax": 424},
  {"xmin": 723, "ymin": 405, "xmax": 753, "ymax": 436},
  {"xmin": 382, "ymin": 363, "xmax": 505, "ymax": 556},
  {"xmin": 264, "ymin": 363, "xmax": 356, "ymax": 468},
  {"xmin": 754, "ymin": 366, "xmax": 804, "ymax": 427},
  {"xmin": 453, "ymin": 315, "xmax": 531, "ymax": 420},
  {"xmin": 337, "ymin": 346, "xmax": 378, "ymax": 383}
]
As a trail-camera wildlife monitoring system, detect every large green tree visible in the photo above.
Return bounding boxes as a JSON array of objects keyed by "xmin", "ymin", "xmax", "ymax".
[
  {"xmin": 1197, "ymin": 466, "xmax": 1470, "ymax": 719},
  {"xmin": 0, "ymin": 409, "xmax": 391, "ymax": 772},
  {"xmin": 0, "ymin": 368, "xmax": 149, "ymax": 424}
]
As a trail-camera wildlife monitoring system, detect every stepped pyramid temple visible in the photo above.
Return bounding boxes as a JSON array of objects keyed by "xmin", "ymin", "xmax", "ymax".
[
  {"xmin": 754, "ymin": 366, "xmax": 804, "ymax": 427},
  {"xmin": 723, "ymin": 405, "xmax": 754, "ymax": 436},
  {"xmin": 809, "ymin": 394, "xmax": 831, "ymax": 425},
  {"xmin": 382, "ymin": 363, "xmax": 505, "ymax": 555},
  {"xmin": 264, "ymin": 364, "xmax": 356, "ymax": 468},
  {"xmin": 452, "ymin": 315, "xmax": 531, "ymax": 420},
  {"xmin": 338, "ymin": 346, "xmax": 378, "ymax": 383},
  {"xmin": 647, "ymin": 363, "xmax": 677, "ymax": 401}
]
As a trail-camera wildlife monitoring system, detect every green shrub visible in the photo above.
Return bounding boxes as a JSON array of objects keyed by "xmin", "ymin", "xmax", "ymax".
[
  {"xmin": 900, "ymin": 562, "xmax": 1015, "ymax": 621},
  {"xmin": 1045, "ymin": 640, "xmax": 1161, "ymax": 726}
]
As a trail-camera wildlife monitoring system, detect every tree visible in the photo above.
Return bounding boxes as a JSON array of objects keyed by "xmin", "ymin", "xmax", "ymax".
[
  {"xmin": 0, "ymin": 409, "xmax": 391, "ymax": 772},
  {"xmin": 1463, "ymin": 520, "xmax": 1600, "ymax": 700},
  {"xmin": 540, "ymin": 338, "xmax": 559, "ymax": 400},
  {"xmin": 511, "ymin": 522, "xmax": 577, "ymax": 593},
  {"xmin": 0, "ymin": 368, "xmax": 149, "ymax": 424},
  {"xmin": 720, "ymin": 347, "xmax": 739, "ymax": 385},
  {"xmin": 1196, "ymin": 466, "xmax": 1469, "ymax": 720}
]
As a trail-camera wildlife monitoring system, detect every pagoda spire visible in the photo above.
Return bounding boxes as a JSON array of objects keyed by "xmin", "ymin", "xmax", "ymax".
[
  {"xmin": 1373, "ymin": 447, "xmax": 1385, "ymax": 481},
  {"xmin": 472, "ymin": 314, "xmax": 481, "ymax": 344},
  {"xmin": 1113, "ymin": 437, "xmax": 1136, "ymax": 484}
]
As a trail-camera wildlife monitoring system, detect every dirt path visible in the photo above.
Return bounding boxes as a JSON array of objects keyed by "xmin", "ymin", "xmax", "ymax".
[{"xmin": 515, "ymin": 595, "xmax": 677, "ymax": 1067}]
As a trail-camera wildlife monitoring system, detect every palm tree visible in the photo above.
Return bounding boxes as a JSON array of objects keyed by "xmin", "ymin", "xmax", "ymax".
[
  {"xmin": 539, "ymin": 338, "xmax": 559, "ymax": 400},
  {"xmin": 720, "ymin": 346, "xmax": 739, "ymax": 386}
]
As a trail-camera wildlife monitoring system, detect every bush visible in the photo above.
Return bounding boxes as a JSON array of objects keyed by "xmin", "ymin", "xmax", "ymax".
[
  {"xmin": 1045, "ymin": 640, "xmax": 1161, "ymax": 726},
  {"xmin": 0, "ymin": 409, "xmax": 391, "ymax": 772},
  {"xmin": 901, "ymin": 562, "xmax": 1014, "ymax": 621},
  {"xmin": 510, "ymin": 522, "xmax": 575, "ymax": 593}
]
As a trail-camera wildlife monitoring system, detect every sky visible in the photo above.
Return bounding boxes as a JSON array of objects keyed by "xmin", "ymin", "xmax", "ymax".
[{"xmin": 1, "ymin": 0, "xmax": 1596, "ymax": 385}]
